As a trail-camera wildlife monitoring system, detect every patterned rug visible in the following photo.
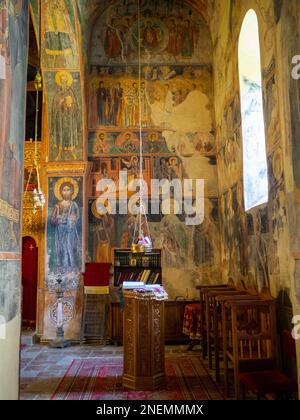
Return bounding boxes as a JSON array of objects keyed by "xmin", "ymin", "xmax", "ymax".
[{"xmin": 51, "ymin": 355, "xmax": 224, "ymax": 400}]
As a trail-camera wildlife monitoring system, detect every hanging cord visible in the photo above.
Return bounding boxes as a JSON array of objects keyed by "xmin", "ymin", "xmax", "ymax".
[
  {"xmin": 137, "ymin": 0, "xmax": 143, "ymax": 239},
  {"xmin": 24, "ymin": 167, "xmax": 34, "ymax": 194},
  {"xmin": 24, "ymin": 0, "xmax": 42, "ymax": 197},
  {"xmin": 131, "ymin": 0, "xmax": 151, "ymax": 247},
  {"xmin": 34, "ymin": 71, "xmax": 42, "ymax": 192},
  {"xmin": 35, "ymin": 0, "xmax": 42, "ymax": 193}
]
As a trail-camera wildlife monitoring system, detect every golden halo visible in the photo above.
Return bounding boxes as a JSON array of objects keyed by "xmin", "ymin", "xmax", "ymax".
[
  {"xmin": 55, "ymin": 71, "xmax": 73, "ymax": 87},
  {"xmin": 169, "ymin": 157, "xmax": 178, "ymax": 165},
  {"xmin": 96, "ymin": 131, "xmax": 107, "ymax": 140},
  {"xmin": 91, "ymin": 200, "xmax": 102, "ymax": 219},
  {"xmin": 148, "ymin": 132, "xmax": 158, "ymax": 141},
  {"xmin": 93, "ymin": 196, "xmax": 113, "ymax": 216},
  {"xmin": 54, "ymin": 177, "xmax": 79, "ymax": 201}
]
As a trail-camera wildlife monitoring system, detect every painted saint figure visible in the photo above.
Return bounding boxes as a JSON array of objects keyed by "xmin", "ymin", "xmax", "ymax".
[
  {"xmin": 182, "ymin": 20, "xmax": 196, "ymax": 58},
  {"xmin": 122, "ymin": 132, "xmax": 136, "ymax": 153},
  {"xmin": 52, "ymin": 71, "xmax": 80, "ymax": 161},
  {"xmin": 121, "ymin": 156, "xmax": 139, "ymax": 183},
  {"xmin": 42, "ymin": 0, "xmax": 77, "ymax": 67},
  {"xmin": 140, "ymin": 81, "xmax": 151, "ymax": 127},
  {"xmin": 92, "ymin": 213, "xmax": 115, "ymax": 263},
  {"xmin": 0, "ymin": 0, "xmax": 10, "ymax": 198},
  {"xmin": 3, "ymin": 0, "xmax": 26, "ymax": 206},
  {"xmin": 161, "ymin": 219, "xmax": 182, "ymax": 268},
  {"xmin": 115, "ymin": 82, "xmax": 123, "ymax": 126},
  {"xmin": 104, "ymin": 19, "xmax": 122, "ymax": 59},
  {"xmin": 97, "ymin": 81, "xmax": 107, "ymax": 125},
  {"xmin": 142, "ymin": 20, "xmax": 160, "ymax": 50},
  {"xmin": 93, "ymin": 132, "xmax": 107, "ymax": 154},
  {"xmin": 166, "ymin": 19, "xmax": 178, "ymax": 56},
  {"xmin": 119, "ymin": 17, "xmax": 131, "ymax": 57},
  {"xmin": 51, "ymin": 181, "xmax": 80, "ymax": 272}
]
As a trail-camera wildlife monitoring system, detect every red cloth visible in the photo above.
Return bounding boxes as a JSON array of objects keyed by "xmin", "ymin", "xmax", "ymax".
[
  {"xmin": 239, "ymin": 371, "xmax": 298, "ymax": 394},
  {"xmin": 21, "ymin": 237, "xmax": 38, "ymax": 328},
  {"xmin": 183, "ymin": 303, "xmax": 201, "ymax": 340},
  {"xmin": 85, "ymin": 263, "xmax": 111, "ymax": 273},
  {"xmin": 83, "ymin": 263, "xmax": 111, "ymax": 286}
]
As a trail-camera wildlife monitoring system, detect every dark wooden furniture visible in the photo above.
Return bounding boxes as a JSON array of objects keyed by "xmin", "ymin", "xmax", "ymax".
[
  {"xmin": 123, "ymin": 290, "xmax": 165, "ymax": 390},
  {"xmin": 239, "ymin": 330, "xmax": 298, "ymax": 399},
  {"xmin": 223, "ymin": 298, "xmax": 277, "ymax": 399},
  {"xmin": 114, "ymin": 248, "xmax": 162, "ymax": 287},
  {"xmin": 207, "ymin": 289, "xmax": 249, "ymax": 380},
  {"xmin": 196, "ymin": 284, "xmax": 231, "ymax": 359},
  {"xmin": 80, "ymin": 263, "xmax": 111, "ymax": 344},
  {"xmin": 81, "ymin": 294, "xmax": 109, "ymax": 344},
  {"xmin": 215, "ymin": 293, "xmax": 259, "ymax": 383},
  {"xmin": 110, "ymin": 300, "xmax": 196, "ymax": 345},
  {"xmin": 199, "ymin": 285, "xmax": 235, "ymax": 363},
  {"xmin": 165, "ymin": 300, "xmax": 197, "ymax": 343}
]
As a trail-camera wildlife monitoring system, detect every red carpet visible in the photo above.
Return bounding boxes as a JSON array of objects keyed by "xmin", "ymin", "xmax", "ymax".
[{"xmin": 51, "ymin": 355, "xmax": 224, "ymax": 400}]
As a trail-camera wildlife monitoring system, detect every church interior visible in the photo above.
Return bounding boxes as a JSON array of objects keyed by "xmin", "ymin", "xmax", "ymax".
[{"xmin": 1, "ymin": 0, "xmax": 300, "ymax": 401}]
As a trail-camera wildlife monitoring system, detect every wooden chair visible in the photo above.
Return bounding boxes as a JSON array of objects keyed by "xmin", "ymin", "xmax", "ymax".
[
  {"xmin": 196, "ymin": 284, "xmax": 230, "ymax": 359},
  {"xmin": 223, "ymin": 297, "xmax": 277, "ymax": 399},
  {"xmin": 217, "ymin": 293, "xmax": 260, "ymax": 390},
  {"xmin": 239, "ymin": 330, "xmax": 298, "ymax": 399},
  {"xmin": 207, "ymin": 289, "xmax": 251, "ymax": 381},
  {"xmin": 199, "ymin": 284, "xmax": 235, "ymax": 361}
]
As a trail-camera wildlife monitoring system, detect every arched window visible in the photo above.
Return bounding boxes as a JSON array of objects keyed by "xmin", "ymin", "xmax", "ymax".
[{"xmin": 238, "ymin": 9, "xmax": 268, "ymax": 211}]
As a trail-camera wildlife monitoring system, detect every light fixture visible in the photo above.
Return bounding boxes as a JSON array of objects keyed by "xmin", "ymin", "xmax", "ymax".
[
  {"xmin": 24, "ymin": 1, "xmax": 45, "ymax": 213},
  {"xmin": 32, "ymin": 71, "xmax": 45, "ymax": 212},
  {"xmin": 131, "ymin": 0, "xmax": 152, "ymax": 253}
]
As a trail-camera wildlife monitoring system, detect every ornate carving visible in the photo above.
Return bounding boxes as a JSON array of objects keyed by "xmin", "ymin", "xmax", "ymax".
[
  {"xmin": 0, "ymin": 199, "xmax": 19, "ymax": 223},
  {"xmin": 23, "ymin": 141, "xmax": 44, "ymax": 237},
  {"xmin": 22, "ymin": 207, "xmax": 44, "ymax": 237},
  {"xmin": 24, "ymin": 140, "xmax": 42, "ymax": 168},
  {"xmin": 124, "ymin": 297, "xmax": 134, "ymax": 375},
  {"xmin": 153, "ymin": 303, "xmax": 163, "ymax": 372},
  {"xmin": 139, "ymin": 300, "xmax": 150, "ymax": 377},
  {"xmin": 50, "ymin": 297, "xmax": 75, "ymax": 326},
  {"xmin": 46, "ymin": 162, "xmax": 87, "ymax": 174}
]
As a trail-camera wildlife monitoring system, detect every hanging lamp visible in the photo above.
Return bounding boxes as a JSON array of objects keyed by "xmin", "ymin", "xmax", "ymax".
[
  {"xmin": 131, "ymin": 0, "xmax": 152, "ymax": 253},
  {"xmin": 24, "ymin": 0, "xmax": 45, "ymax": 213},
  {"xmin": 32, "ymin": 70, "xmax": 45, "ymax": 212}
]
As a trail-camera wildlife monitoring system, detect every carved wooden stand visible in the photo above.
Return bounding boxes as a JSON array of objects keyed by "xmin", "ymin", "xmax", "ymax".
[{"xmin": 122, "ymin": 290, "xmax": 165, "ymax": 390}]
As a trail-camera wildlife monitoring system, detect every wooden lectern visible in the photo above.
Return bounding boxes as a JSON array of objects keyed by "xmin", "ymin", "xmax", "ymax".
[{"xmin": 122, "ymin": 290, "xmax": 166, "ymax": 390}]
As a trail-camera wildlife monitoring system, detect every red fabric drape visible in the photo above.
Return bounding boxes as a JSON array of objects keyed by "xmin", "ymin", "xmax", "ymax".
[{"xmin": 21, "ymin": 237, "xmax": 38, "ymax": 328}]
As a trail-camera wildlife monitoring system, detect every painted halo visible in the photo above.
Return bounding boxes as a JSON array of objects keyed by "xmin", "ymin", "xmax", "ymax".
[
  {"xmin": 54, "ymin": 177, "xmax": 79, "ymax": 201},
  {"xmin": 55, "ymin": 70, "xmax": 73, "ymax": 87},
  {"xmin": 92, "ymin": 197, "xmax": 113, "ymax": 218}
]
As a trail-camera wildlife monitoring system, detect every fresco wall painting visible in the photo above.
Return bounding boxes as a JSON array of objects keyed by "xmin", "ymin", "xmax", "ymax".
[
  {"xmin": 44, "ymin": 176, "xmax": 83, "ymax": 338},
  {"xmin": 87, "ymin": 0, "xmax": 220, "ymax": 298},
  {"xmin": 212, "ymin": 0, "xmax": 292, "ymax": 300},
  {"xmin": 39, "ymin": 0, "xmax": 86, "ymax": 339},
  {"xmin": 44, "ymin": 71, "xmax": 83, "ymax": 162},
  {"xmin": 0, "ymin": 0, "xmax": 29, "ymax": 399},
  {"xmin": 41, "ymin": 0, "xmax": 78, "ymax": 70},
  {"xmin": 0, "ymin": 0, "xmax": 29, "ymax": 324}
]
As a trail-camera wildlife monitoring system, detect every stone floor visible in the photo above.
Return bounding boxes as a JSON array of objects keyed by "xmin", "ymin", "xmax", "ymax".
[{"xmin": 20, "ymin": 343, "xmax": 195, "ymax": 400}]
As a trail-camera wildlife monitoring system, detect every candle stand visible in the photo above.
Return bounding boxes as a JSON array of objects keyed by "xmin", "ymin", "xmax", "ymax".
[{"xmin": 50, "ymin": 277, "xmax": 70, "ymax": 348}]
